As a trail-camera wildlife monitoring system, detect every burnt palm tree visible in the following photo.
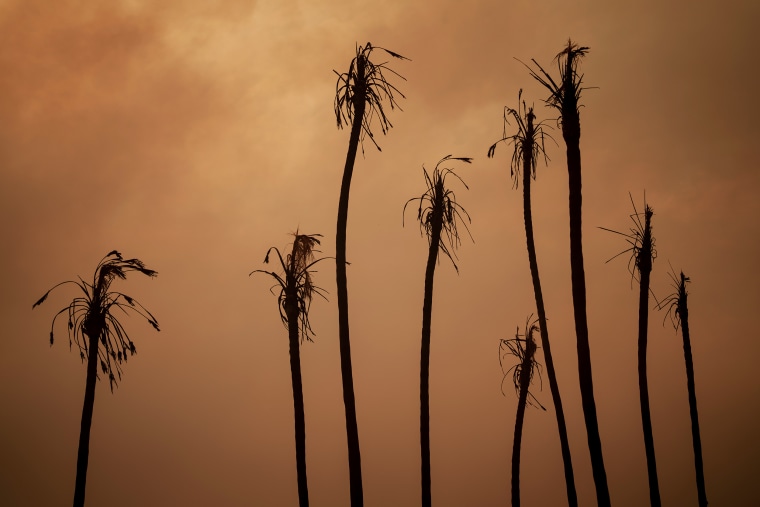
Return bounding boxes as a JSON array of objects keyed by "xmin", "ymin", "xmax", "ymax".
[
  {"xmin": 32, "ymin": 250, "xmax": 159, "ymax": 507},
  {"xmin": 333, "ymin": 42, "xmax": 407, "ymax": 506},
  {"xmin": 404, "ymin": 155, "xmax": 472, "ymax": 507},
  {"xmin": 660, "ymin": 270, "xmax": 707, "ymax": 507},
  {"xmin": 488, "ymin": 91, "xmax": 577, "ymax": 507},
  {"xmin": 526, "ymin": 41, "xmax": 611, "ymax": 506},
  {"xmin": 602, "ymin": 198, "xmax": 660, "ymax": 506},
  {"xmin": 500, "ymin": 317, "xmax": 546, "ymax": 507},
  {"xmin": 252, "ymin": 232, "xmax": 329, "ymax": 507}
]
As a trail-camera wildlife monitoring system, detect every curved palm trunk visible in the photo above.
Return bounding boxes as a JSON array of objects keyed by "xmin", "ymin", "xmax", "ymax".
[
  {"xmin": 335, "ymin": 57, "xmax": 367, "ymax": 507},
  {"xmin": 73, "ymin": 329, "xmax": 100, "ymax": 507},
  {"xmin": 522, "ymin": 116, "xmax": 577, "ymax": 507},
  {"xmin": 420, "ymin": 210, "xmax": 442, "ymax": 507},
  {"xmin": 286, "ymin": 298, "xmax": 309, "ymax": 507},
  {"xmin": 678, "ymin": 274, "xmax": 707, "ymax": 507},
  {"xmin": 637, "ymin": 210, "xmax": 660, "ymax": 506},
  {"xmin": 511, "ymin": 335, "xmax": 535, "ymax": 507},
  {"xmin": 562, "ymin": 86, "xmax": 611, "ymax": 507}
]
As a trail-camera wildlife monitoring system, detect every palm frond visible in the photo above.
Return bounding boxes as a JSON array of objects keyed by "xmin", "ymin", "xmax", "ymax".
[
  {"xmin": 404, "ymin": 155, "xmax": 473, "ymax": 272},
  {"xmin": 33, "ymin": 251, "xmax": 160, "ymax": 390},
  {"xmin": 334, "ymin": 42, "xmax": 407, "ymax": 153},
  {"xmin": 252, "ymin": 232, "xmax": 331, "ymax": 343}
]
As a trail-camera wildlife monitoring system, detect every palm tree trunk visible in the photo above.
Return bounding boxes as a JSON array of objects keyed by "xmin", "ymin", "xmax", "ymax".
[
  {"xmin": 511, "ymin": 344, "xmax": 532, "ymax": 507},
  {"xmin": 637, "ymin": 212, "xmax": 661, "ymax": 506},
  {"xmin": 522, "ymin": 125, "xmax": 577, "ymax": 507},
  {"xmin": 336, "ymin": 62, "xmax": 367, "ymax": 507},
  {"xmin": 679, "ymin": 275, "xmax": 708, "ymax": 507},
  {"xmin": 563, "ymin": 104, "xmax": 611, "ymax": 507},
  {"xmin": 73, "ymin": 330, "xmax": 99, "ymax": 507},
  {"xmin": 286, "ymin": 301, "xmax": 309, "ymax": 507},
  {"xmin": 420, "ymin": 212, "xmax": 442, "ymax": 507}
]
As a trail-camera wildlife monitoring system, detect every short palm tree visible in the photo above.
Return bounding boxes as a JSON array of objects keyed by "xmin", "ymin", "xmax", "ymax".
[
  {"xmin": 404, "ymin": 155, "xmax": 472, "ymax": 507},
  {"xmin": 251, "ymin": 232, "xmax": 329, "ymax": 507},
  {"xmin": 32, "ymin": 250, "xmax": 159, "ymax": 507},
  {"xmin": 659, "ymin": 270, "xmax": 707, "ymax": 507},
  {"xmin": 488, "ymin": 90, "xmax": 577, "ymax": 507},
  {"xmin": 526, "ymin": 40, "xmax": 611, "ymax": 506},
  {"xmin": 334, "ymin": 42, "xmax": 407, "ymax": 506},
  {"xmin": 602, "ymin": 197, "xmax": 660, "ymax": 506},
  {"xmin": 500, "ymin": 317, "xmax": 546, "ymax": 507}
]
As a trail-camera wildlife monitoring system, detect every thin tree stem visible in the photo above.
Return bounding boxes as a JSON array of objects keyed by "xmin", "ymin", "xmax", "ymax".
[
  {"xmin": 565, "ymin": 105, "xmax": 610, "ymax": 507},
  {"xmin": 336, "ymin": 61, "xmax": 367, "ymax": 507},
  {"xmin": 637, "ymin": 212, "xmax": 660, "ymax": 507},
  {"xmin": 420, "ymin": 211, "xmax": 441, "ymax": 507},
  {"xmin": 522, "ymin": 116, "xmax": 578, "ymax": 507},
  {"xmin": 73, "ymin": 329, "xmax": 99, "ymax": 507},
  {"xmin": 287, "ymin": 298, "xmax": 309, "ymax": 507},
  {"xmin": 679, "ymin": 278, "xmax": 708, "ymax": 507}
]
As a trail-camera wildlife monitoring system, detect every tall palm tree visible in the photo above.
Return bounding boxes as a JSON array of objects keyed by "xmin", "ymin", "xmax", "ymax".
[
  {"xmin": 404, "ymin": 155, "xmax": 472, "ymax": 507},
  {"xmin": 32, "ymin": 250, "xmax": 159, "ymax": 507},
  {"xmin": 602, "ymin": 198, "xmax": 660, "ymax": 506},
  {"xmin": 526, "ymin": 41, "xmax": 611, "ymax": 506},
  {"xmin": 251, "ymin": 232, "xmax": 329, "ymax": 507},
  {"xmin": 488, "ymin": 91, "xmax": 577, "ymax": 507},
  {"xmin": 500, "ymin": 317, "xmax": 546, "ymax": 507},
  {"xmin": 660, "ymin": 270, "xmax": 707, "ymax": 507},
  {"xmin": 333, "ymin": 42, "xmax": 407, "ymax": 506}
]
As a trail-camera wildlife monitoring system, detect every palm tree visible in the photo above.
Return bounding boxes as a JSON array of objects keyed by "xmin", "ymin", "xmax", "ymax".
[
  {"xmin": 526, "ymin": 40, "xmax": 611, "ymax": 506},
  {"xmin": 660, "ymin": 270, "xmax": 707, "ymax": 507},
  {"xmin": 500, "ymin": 317, "xmax": 546, "ymax": 507},
  {"xmin": 601, "ymin": 198, "xmax": 660, "ymax": 506},
  {"xmin": 333, "ymin": 41, "xmax": 407, "ymax": 506},
  {"xmin": 32, "ymin": 250, "xmax": 159, "ymax": 507},
  {"xmin": 488, "ymin": 90, "xmax": 577, "ymax": 507},
  {"xmin": 404, "ymin": 155, "xmax": 472, "ymax": 507},
  {"xmin": 251, "ymin": 232, "xmax": 329, "ymax": 507}
]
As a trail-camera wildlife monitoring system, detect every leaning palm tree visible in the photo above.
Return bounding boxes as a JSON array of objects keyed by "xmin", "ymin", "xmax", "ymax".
[
  {"xmin": 32, "ymin": 250, "xmax": 159, "ymax": 507},
  {"xmin": 659, "ymin": 270, "xmax": 707, "ymax": 507},
  {"xmin": 404, "ymin": 155, "xmax": 472, "ymax": 507},
  {"xmin": 488, "ymin": 90, "xmax": 577, "ymax": 507},
  {"xmin": 601, "ymin": 197, "xmax": 660, "ymax": 506},
  {"xmin": 526, "ymin": 40, "xmax": 611, "ymax": 506},
  {"xmin": 333, "ymin": 41, "xmax": 407, "ymax": 506},
  {"xmin": 500, "ymin": 317, "xmax": 546, "ymax": 507},
  {"xmin": 251, "ymin": 232, "xmax": 329, "ymax": 507}
]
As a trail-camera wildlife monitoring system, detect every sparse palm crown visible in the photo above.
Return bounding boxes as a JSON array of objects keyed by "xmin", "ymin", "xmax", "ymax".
[
  {"xmin": 404, "ymin": 155, "xmax": 473, "ymax": 272},
  {"xmin": 334, "ymin": 43, "xmax": 407, "ymax": 152},
  {"xmin": 33, "ymin": 250, "xmax": 159, "ymax": 391},
  {"xmin": 252, "ymin": 232, "xmax": 328, "ymax": 342}
]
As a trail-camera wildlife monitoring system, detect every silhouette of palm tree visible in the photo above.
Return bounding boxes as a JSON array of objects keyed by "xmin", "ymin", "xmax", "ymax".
[
  {"xmin": 602, "ymin": 197, "xmax": 660, "ymax": 506},
  {"xmin": 526, "ymin": 40, "xmax": 611, "ymax": 506},
  {"xmin": 333, "ymin": 41, "xmax": 407, "ymax": 507},
  {"xmin": 252, "ymin": 232, "xmax": 329, "ymax": 507},
  {"xmin": 488, "ymin": 90, "xmax": 577, "ymax": 507},
  {"xmin": 659, "ymin": 270, "xmax": 708, "ymax": 507},
  {"xmin": 32, "ymin": 251, "xmax": 159, "ymax": 507},
  {"xmin": 500, "ymin": 317, "xmax": 546, "ymax": 507},
  {"xmin": 404, "ymin": 155, "xmax": 472, "ymax": 507}
]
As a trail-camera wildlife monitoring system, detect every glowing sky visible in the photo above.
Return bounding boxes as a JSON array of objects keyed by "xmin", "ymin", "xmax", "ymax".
[{"xmin": 2, "ymin": 0, "xmax": 759, "ymax": 505}]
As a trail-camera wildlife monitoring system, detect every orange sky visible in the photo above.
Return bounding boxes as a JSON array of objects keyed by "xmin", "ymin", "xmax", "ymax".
[{"xmin": 2, "ymin": 0, "xmax": 759, "ymax": 505}]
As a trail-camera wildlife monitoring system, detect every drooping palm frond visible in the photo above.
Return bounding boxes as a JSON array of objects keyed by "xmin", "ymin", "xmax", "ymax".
[
  {"xmin": 33, "ymin": 251, "xmax": 159, "ymax": 392},
  {"xmin": 656, "ymin": 266, "xmax": 689, "ymax": 331},
  {"xmin": 252, "ymin": 232, "xmax": 330, "ymax": 343},
  {"xmin": 487, "ymin": 89, "xmax": 554, "ymax": 188},
  {"xmin": 500, "ymin": 317, "xmax": 546, "ymax": 411},
  {"xmin": 403, "ymin": 155, "xmax": 473, "ymax": 272},
  {"xmin": 334, "ymin": 42, "xmax": 408, "ymax": 152}
]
